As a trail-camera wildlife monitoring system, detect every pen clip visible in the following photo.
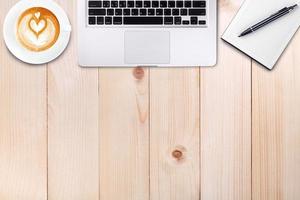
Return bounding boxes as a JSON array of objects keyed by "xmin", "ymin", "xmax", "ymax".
[{"xmin": 276, "ymin": 7, "xmax": 288, "ymax": 13}]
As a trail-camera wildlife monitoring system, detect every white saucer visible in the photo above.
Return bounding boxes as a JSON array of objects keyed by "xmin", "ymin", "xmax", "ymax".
[{"xmin": 3, "ymin": 0, "xmax": 71, "ymax": 65}]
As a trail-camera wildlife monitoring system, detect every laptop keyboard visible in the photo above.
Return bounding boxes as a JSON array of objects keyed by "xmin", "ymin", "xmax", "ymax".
[{"xmin": 87, "ymin": 0, "xmax": 207, "ymax": 26}]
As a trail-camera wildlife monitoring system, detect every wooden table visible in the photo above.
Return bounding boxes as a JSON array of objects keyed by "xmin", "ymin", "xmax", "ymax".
[{"xmin": 0, "ymin": 0, "xmax": 299, "ymax": 199}]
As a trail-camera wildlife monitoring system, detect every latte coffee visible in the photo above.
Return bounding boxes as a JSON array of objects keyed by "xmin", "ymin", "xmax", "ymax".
[{"xmin": 17, "ymin": 7, "xmax": 60, "ymax": 52}]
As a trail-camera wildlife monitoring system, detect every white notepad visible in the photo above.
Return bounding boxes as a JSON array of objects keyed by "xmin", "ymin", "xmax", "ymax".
[{"xmin": 222, "ymin": 0, "xmax": 300, "ymax": 70}]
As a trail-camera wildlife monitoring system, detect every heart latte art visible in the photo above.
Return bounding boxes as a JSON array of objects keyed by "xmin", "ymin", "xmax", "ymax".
[{"xmin": 17, "ymin": 7, "xmax": 60, "ymax": 52}]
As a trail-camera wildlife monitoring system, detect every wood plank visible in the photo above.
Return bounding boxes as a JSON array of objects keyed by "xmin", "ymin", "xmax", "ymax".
[
  {"xmin": 150, "ymin": 68, "xmax": 200, "ymax": 200},
  {"xmin": 47, "ymin": 0, "xmax": 99, "ymax": 199},
  {"xmin": 252, "ymin": 32, "xmax": 300, "ymax": 200},
  {"xmin": 0, "ymin": 1, "xmax": 47, "ymax": 199},
  {"xmin": 200, "ymin": 0, "xmax": 252, "ymax": 199},
  {"xmin": 99, "ymin": 68, "xmax": 149, "ymax": 200}
]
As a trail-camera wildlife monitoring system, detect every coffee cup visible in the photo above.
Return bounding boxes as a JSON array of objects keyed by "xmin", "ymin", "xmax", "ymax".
[{"xmin": 3, "ymin": 0, "xmax": 71, "ymax": 64}]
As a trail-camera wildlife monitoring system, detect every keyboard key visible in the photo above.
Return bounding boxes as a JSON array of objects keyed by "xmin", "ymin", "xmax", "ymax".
[
  {"xmin": 107, "ymin": 9, "xmax": 114, "ymax": 15},
  {"xmin": 172, "ymin": 9, "xmax": 179, "ymax": 15},
  {"xmin": 199, "ymin": 20, "xmax": 206, "ymax": 25},
  {"xmin": 113, "ymin": 17, "xmax": 122, "ymax": 24},
  {"xmin": 103, "ymin": 1, "xmax": 110, "ymax": 7},
  {"xmin": 168, "ymin": 1, "xmax": 175, "ymax": 7},
  {"xmin": 180, "ymin": 9, "xmax": 187, "ymax": 15},
  {"xmin": 89, "ymin": 16, "xmax": 96, "ymax": 25},
  {"xmin": 175, "ymin": 16, "xmax": 181, "ymax": 24},
  {"xmin": 124, "ymin": 17, "xmax": 163, "ymax": 24},
  {"xmin": 156, "ymin": 9, "xmax": 163, "ymax": 15},
  {"xmin": 105, "ymin": 17, "xmax": 112, "ymax": 24},
  {"xmin": 160, "ymin": 1, "xmax": 167, "ymax": 7},
  {"xmin": 193, "ymin": 1, "xmax": 206, "ymax": 7},
  {"xmin": 128, "ymin": 1, "xmax": 135, "ymax": 7},
  {"xmin": 115, "ymin": 9, "xmax": 122, "ymax": 15},
  {"xmin": 132, "ymin": 9, "xmax": 139, "ymax": 15},
  {"xmin": 136, "ymin": 1, "xmax": 143, "ymax": 7},
  {"xmin": 120, "ymin": 1, "xmax": 126, "ymax": 7},
  {"xmin": 97, "ymin": 16, "xmax": 104, "ymax": 24},
  {"xmin": 89, "ymin": 9, "xmax": 106, "ymax": 15},
  {"xmin": 189, "ymin": 9, "xmax": 206, "ymax": 15},
  {"xmin": 191, "ymin": 16, "xmax": 198, "ymax": 24},
  {"xmin": 185, "ymin": 1, "xmax": 192, "ymax": 7},
  {"xmin": 148, "ymin": 9, "xmax": 155, "ymax": 15},
  {"xmin": 164, "ymin": 9, "xmax": 171, "ymax": 15},
  {"xmin": 144, "ymin": 1, "xmax": 151, "ymax": 7},
  {"xmin": 164, "ymin": 17, "xmax": 173, "ymax": 25},
  {"xmin": 111, "ymin": 1, "xmax": 118, "ymax": 7},
  {"xmin": 123, "ymin": 9, "xmax": 131, "ymax": 15},
  {"xmin": 182, "ymin": 20, "xmax": 189, "ymax": 25},
  {"xmin": 176, "ymin": 1, "xmax": 184, "ymax": 7},
  {"xmin": 88, "ymin": 1, "xmax": 102, "ymax": 7},
  {"xmin": 152, "ymin": 1, "xmax": 159, "ymax": 7},
  {"xmin": 140, "ymin": 9, "xmax": 147, "ymax": 15}
]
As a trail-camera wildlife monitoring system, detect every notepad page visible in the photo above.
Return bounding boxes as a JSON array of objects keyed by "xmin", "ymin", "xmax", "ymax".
[{"xmin": 222, "ymin": 0, "xmax": 300, "ymax": 69}]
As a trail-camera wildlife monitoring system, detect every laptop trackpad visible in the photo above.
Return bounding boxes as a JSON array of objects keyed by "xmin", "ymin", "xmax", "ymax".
[{"xmin": 125, "ymin": 31, "xmax": 170, "ymax": 64}]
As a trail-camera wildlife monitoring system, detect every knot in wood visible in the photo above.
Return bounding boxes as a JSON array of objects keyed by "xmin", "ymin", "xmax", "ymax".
[
  {"xmin": 172, "ymin": 150, "xmax": 183, "ymax": 160},
  {"xmin": 133, "ymin": 67, "xmax": 145, "ymax": 80}
]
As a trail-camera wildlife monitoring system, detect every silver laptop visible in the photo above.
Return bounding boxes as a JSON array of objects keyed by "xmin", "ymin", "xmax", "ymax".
[{"xmin": 78, "ymin": 0, "xmax": 217, "ymax": 67}]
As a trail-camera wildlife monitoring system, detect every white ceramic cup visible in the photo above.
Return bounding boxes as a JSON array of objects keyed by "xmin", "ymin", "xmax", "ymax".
[{"xmin": 3, "ymin": 0, "xmax": 71, "ymax": 64}]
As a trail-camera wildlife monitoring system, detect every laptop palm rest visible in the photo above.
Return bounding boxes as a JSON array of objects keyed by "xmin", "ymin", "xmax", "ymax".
[{"xmin": 124, "ymin": 31, "xmax": 170, "ymax": 65}]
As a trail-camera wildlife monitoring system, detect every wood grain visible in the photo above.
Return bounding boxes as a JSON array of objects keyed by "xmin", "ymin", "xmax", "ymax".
[
  {"xmin": 0, "ymin": 1, "xmax": 47, "ymax": 199},
  {"xmin": 200, "ymin": 0, "xmax": 252, "ymax": 199},
  {"xmin": 47, "ymin": 0, "xmax": 99, "ymax": 199},
  {"xmin": 0, "ymin": 0, "xmax": 300, "ymax": 199},
  {"xmin": 150, "ymin": 68, "xmax": 200, "ymax": 200},
  {"xmin": 99, "ymin": 68, "xmax": 149, "ymax": 200},
  {"xmin": 252, "ymin": 32, "xmax": 300, "ymax": 200}
]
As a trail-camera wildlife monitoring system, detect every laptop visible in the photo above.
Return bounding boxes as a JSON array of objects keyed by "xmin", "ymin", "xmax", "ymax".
[{"xmin": 78, "ymin": 0, "xmax": 217, "ymax": 67}]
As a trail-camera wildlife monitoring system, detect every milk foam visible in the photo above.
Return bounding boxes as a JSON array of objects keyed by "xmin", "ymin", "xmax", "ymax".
[{"xmin": 17, "ymin": 7, "xmax": 60, "ymax": 52}]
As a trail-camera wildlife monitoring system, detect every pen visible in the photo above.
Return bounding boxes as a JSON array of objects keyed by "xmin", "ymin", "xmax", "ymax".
[{"xmin": 239, "ymin": 4, "xmax": 298, "ymax": 37}]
